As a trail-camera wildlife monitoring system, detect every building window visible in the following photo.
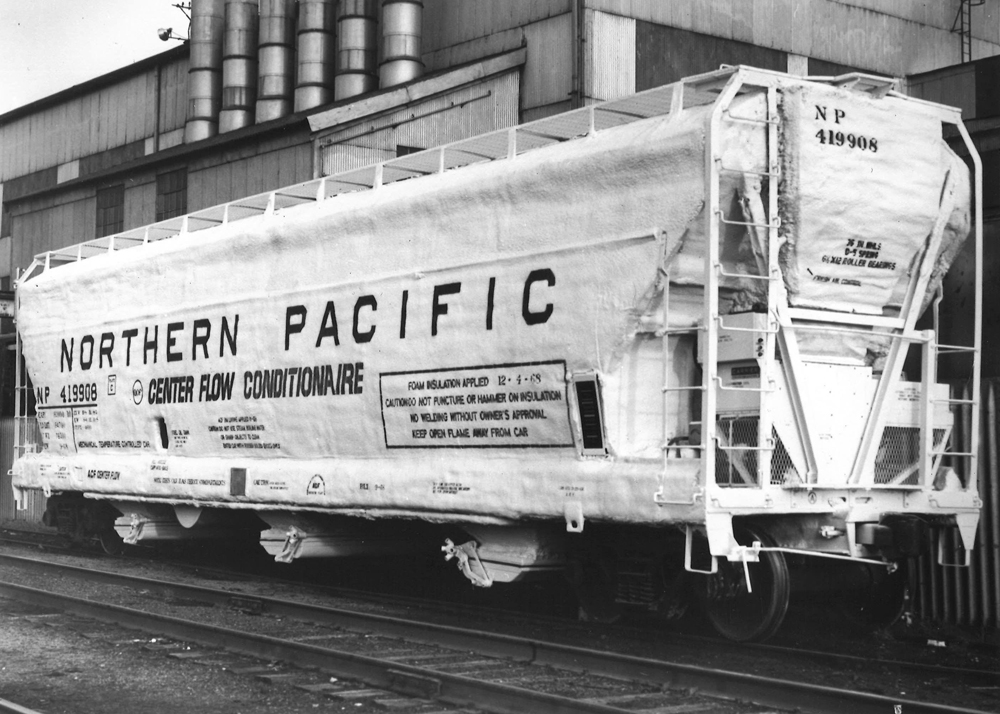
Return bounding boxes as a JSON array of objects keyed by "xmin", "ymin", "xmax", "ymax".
[
  {"xmin": 95, "ymin": 184, "xmax": 124, "ymax": 238},
  {"xmin": 156, "ymin": 168, "xmax": 187, "ymax": 222}
]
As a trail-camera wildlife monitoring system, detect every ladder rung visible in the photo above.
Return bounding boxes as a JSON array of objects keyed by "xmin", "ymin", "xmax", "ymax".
[
  {"xmin": 716, "ymin": 443, "xmax": 775, "ymax": 452},
  {"xmin": 937, "ymin": 343, "xmax": 977, "ymax": 351},
  {"xmin": 717, "ymin": 164, "xmax": 780, "ymax": 179},
  {"xmin": 931, "ymin": 451, "xmax": 977, "ymax": 458},
  {"xmin": 722, "ymin": 110, "xmax": 780, "ymax": 126},
  {"xmin": 715, "ymin": 211, "xmax": 780, "ymax": 229},
  {"xmin": 717, "ymin": 317, "xmax": 777, "ymax": 334},
  {"xmin": 660, "ymin": 326, "xmax": 704, "ymax": 334},
  {"xmin": 715, "ymin": 379, "xmax": 773, "ymax": 393},
  {"xmin": 663, "ymin": 386, "xmax": 706, "ymax": 393},
  {"xmin": 930, "ymin": 398, "xmax": 977, "ymax": 405},
  {"xmin": 716, "ymin": 267, "xmax": 779, "ymax": 282}
]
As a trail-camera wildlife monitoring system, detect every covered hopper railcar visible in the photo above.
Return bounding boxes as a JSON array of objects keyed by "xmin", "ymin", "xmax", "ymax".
[{"xmin": 11, "ymin": 67, "xmax": 983, "ymax": 641}]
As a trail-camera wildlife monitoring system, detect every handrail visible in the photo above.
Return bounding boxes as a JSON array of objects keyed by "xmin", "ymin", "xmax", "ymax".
[
  {"xmin": 30, "ymin": 73, "xmax": 725, "ymax": 272},
  {"xmin": 25, "ymin": 66, "xmax": 924, "ymax": 278}
]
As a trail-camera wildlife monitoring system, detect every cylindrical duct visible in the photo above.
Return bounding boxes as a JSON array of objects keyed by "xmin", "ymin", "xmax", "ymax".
[
  {"xmin": 379, "ymin": 0, "xmax": 422, "ymax": 88},
  {"xmin": 255, "ymin": 0, "xmax": 297, "ymax": 123},
  {"xmin": 219, "ymin": 0, "xmax": 259, "ymax": 133},
  {"xmin": 185, "ymin": 0, "xmax": 226, "ymax": 143},
  {"xmin": 295, "ymin": 0, "xmax": 337, "ymax": 111},
  {"xmin": 335, "ymin": 0, "xmax": 378, "ymax": 100}
]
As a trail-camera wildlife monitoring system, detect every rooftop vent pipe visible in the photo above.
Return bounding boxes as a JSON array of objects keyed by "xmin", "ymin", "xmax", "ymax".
[
  {"xmin": 185, "ymin": 0, "xmax": 226, "ymax": 142},
  {"xmin": 335, "ymin": 0, "xmax": 378, "ymax": 100},
  {"xmin": 379, "ymin": 0, "xmax": 422, "ymax": 88},
  {"xmin": 219, "ymin": 0, "xmax": 259, "ymax": 133},
  {"xmin": 295, "ymin": 0, "xmax": 337, "ymax": 111},
  {"xmin": 256, "ymin": 0, "xmax": 297, "ymax": 123}
]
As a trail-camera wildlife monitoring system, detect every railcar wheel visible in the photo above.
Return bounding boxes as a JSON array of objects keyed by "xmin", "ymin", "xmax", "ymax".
[
  {"xmin": 837, "ymin": 561, "xmax": 908, "ymax": 630},
  {"xmin": 98, "ymin": 529, "xmax": 124, "ymax": 556},
  {"xmin": 701, "ymin": 525, "xmax": 790, "ymax": 642},
  {"xmin": 573, "ymin": 556, "xmax": 623, "ymax": 624}
]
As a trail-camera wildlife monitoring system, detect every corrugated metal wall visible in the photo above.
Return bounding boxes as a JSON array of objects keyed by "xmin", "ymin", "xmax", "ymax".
[
  {"xmin": 586, "ymin": 10, "xmax": 635, "ymax": 102},
  {"xmin": 587, "ymin": 0, "xmax": 1000, "ymax": 76},
  {"xmin": 635, "ymin": 19, "xmax": 786, "ymax": 91},
  {"xmin": 0, "ymin": 55, "xmax": 188, "ymax": 184},
  {"xmin": 907, "ymin": 65, "xmax": 978, "ymax": 118},
  {"xmin": 422, "ymin": 0, "xmax": 571, "ymax": 60},
  {"xmin": 9, "ymin": 137, "xmax": 314, "ymax": 271},
  {"xmin": 125, "ymin": 179, "xmax": 158, "ymax": 231},
  {"xmin": 0, "ymin": 417, "xmax": 44, "ymax": 524},
  {"xmin": 915, "ymin": 380, "xmax": 1000, "ymax": 628},
  {"xmin": 319, "ymin": 71, "xmax": 520, "ymax": 176},
  {"xmin": 520, "ymin": 14, "xmax": 575, "ymax": 121},
  {"xmin": 582, "ymin": 10, "xmax": 788, "ymax": 102},
  {"xmin": 420, "ymin": 2, "xmax": 571, "ymax": 122},
  {"xmin": 188, "ymin": 141, "xmax": 314, "ymax": 212},
  {"xmin": 9, "ymin": 188, "xmax": 95, "ymax": 269}
]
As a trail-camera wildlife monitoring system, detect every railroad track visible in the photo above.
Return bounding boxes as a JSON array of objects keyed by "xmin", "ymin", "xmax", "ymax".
[
  {"xmin": 2, "ymin": 532, "xmax": 996, "ymax": 686},
  {"xmin": 0, "ymin": 552, "xmax": 995, "ymax": 714},
  {"xmin": 155, "ymin": 552, "xmax": 1000, "ymax": 688},
  {"xmin": 38, "ymin": 537, "xmax": 996, "ymax": 697}
]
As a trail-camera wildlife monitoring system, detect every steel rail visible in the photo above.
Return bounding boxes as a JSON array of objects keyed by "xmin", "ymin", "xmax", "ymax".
[
  {"xmin": 0, "ymin": 699, "xmax": 45, "ymax": 714},
  {"xmin": 0, "ymin": 579, "xmax": 623, "ymax": 714},
  {"xmin": 4, "ymin": 547, "xmax": 996, "ymax": 685},
  {"xmin": 0, "ymin": 553, "xmax": 993, "ymax": 714},
  {"xmin": 735, "ymin": 635, "xmax": 999, "ymax": 684},
  {"xmin": 0, "ymin": 534, "xmax": 72, "ymax": 552},
  {"xmin": 124, "ymin": 549, "xmax": 1000, "ymax": 686}
]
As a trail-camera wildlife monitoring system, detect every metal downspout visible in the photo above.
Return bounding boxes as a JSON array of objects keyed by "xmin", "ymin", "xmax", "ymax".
[
  {"xmin": 576, "ymin": 0, "xmax": 585, "ymax": 107},
  {"xmin": 154, "ymin": 63, "xmax": 161, "ymax": 152},
  {"xmin": 988, "ymin": 385, "xmax": 1000, "ymax": 625}
]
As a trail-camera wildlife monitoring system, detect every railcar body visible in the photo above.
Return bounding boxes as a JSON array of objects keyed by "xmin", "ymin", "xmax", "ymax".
[{"xmin": 11, "ymin": 67, "xmax": 983, "ymax": 640}]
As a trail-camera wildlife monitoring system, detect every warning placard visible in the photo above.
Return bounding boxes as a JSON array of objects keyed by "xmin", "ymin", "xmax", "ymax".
[
  {"xmin": 379, "ymin": 360, "xmax": 574, "ymax": 448},
  {"xmin": 36, "ymin": 407, "xmax": 76, "ymax": 454}
]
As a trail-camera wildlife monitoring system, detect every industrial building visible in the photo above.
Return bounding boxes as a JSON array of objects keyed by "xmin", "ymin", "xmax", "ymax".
[{"xmin": 1, "ymin": 0, "xmax": 998, "ymax": 630}]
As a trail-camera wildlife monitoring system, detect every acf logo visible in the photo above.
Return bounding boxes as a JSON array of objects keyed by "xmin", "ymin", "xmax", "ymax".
[
  {"xmin": 307, "ymin": 474, "xmax": 325, "ymax": 495},
  {"xmin": 132, "ymin": 380, "xmax": 143, "ymax": 405}
]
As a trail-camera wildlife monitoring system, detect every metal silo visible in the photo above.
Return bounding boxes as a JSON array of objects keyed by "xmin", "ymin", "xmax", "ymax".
[
  {"xmin": 219, "ymin": 0, "xmax": 260, "ymax": 133},
  {"xmin": 185, "ymin": 0, "xmax": 226, "ymax": 142},
  {"xmin": 256, "ymin": 0, "xmax": 298, "ymax": 122},
  {"xmin": 335, "ymin": 0, "xmax": 378, "ymax": 100},
  {"xmin": 379, "ymin": 0, "xmax": 422, "ymax": 88},
  {"xmin": 295, "ymin": 0, "xmax": 337, "ymax": 111}
]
